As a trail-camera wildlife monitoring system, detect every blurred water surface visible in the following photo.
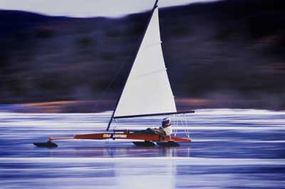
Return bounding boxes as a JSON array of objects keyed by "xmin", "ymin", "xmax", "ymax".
[{"xmin": 0, "ymin": 109, "xmax": 285, "ymax": 189}]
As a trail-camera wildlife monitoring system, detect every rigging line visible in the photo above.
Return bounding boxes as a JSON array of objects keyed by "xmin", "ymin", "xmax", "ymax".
[
  {"xmin": 183, "ymin": 115, "xmax": 187, "ymax": 137},
  {"xmin": 90, "ymin": 58, "xmax": 128, "ymax": 123},
  {"xmin": 164, "ymin": 64, "xmax": 175, "ymax": 80},
  {"xmin": 95, "ymin": 59, "xmax": 128, "ymax": 100},
  {"xmin": 182, "ymin": 114, "xmax": 186, "ymax": 135},
  {"xmin": 184, "ymin": 114, "xmax": 190, "ymax": 138},
  {"xmin": 106, "ymin": 0, "xmax": 160, "ymax": 131},
  {"xmin": 92, "ymin": 2, "xmax": 161, "ymax": 114},
  {"xmin": 173, "ymin": 114, "xmax": 177, "ymax": 136},
  {"xmin": 92, "ymin": 19, "xmax": 144, "ymax": 114}
]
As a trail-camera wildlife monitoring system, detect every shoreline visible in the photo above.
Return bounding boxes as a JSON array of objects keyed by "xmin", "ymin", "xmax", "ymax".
[{"xmin": 0, "ymin": 98, "xmax": 284, "ymax": 113}]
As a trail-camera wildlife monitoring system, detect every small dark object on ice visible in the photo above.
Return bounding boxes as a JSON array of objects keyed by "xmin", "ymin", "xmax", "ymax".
[
  {"xmin": 133, "ymin": 141, "xmax": 156, "ymax": 147},
  {"xmin": 33, "ymin": 140, "xmax": 58, "ymax": 148},
  {"xmin": 157, "ymin": 141, "xmax": 180, "ymax": 147}
]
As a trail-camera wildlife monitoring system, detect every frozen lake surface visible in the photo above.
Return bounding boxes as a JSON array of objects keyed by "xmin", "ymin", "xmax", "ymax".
[{"xmin": 0, "ymin": 109, "xmax": 285, "ymax": 189}]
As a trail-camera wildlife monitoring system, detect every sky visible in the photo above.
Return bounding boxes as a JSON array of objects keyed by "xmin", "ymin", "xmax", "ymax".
[{"xmin": 0, "ymin": 0, "xmax": 220, "ymax": 18}]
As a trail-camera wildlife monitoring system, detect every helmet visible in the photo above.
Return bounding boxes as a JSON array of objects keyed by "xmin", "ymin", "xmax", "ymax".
[{"xmin": 162, "ymin": 117, "xmax": 171, "ymax": 127}]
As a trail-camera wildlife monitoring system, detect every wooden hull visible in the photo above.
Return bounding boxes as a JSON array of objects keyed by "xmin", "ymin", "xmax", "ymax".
[
  {"xmin": 74, "ymin": 130, "xmax": 191, "ymax": 143},
  {"xmin": 34, "ymin": 130, "xmax": 191, "ymax": 148}
]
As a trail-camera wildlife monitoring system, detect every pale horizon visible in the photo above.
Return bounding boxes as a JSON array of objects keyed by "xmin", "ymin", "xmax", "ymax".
[{"xmin": 0, "ymin": 0, "xmax": 221, "ymax": 18}]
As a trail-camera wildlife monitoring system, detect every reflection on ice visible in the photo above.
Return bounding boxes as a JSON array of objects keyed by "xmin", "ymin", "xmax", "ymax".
[{"xmin": 1, "ymin": 157, "xmax": 285, "ymax": 189}]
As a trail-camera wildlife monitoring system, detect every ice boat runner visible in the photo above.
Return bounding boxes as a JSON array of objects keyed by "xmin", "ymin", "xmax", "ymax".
[{"xmin": 34, "ymin": 0, "xmax": 194, "ymax": 148}]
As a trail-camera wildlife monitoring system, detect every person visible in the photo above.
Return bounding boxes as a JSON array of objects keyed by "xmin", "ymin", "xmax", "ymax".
[
  {"xmin": 159, "ymin": 117, "xmax": 172, "ymax": 136},
  {"xmin": 136, "ymin": 117, "xmax": 172, "ymax": 137}
]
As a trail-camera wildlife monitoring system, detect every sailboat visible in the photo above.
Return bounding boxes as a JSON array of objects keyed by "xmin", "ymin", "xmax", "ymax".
[{"xmin": 34, "ymin": 0, "xmax": 194, "ymax": 148}]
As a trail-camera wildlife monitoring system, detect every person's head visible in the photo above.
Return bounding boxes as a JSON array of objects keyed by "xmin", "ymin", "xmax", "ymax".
[{"xmin": 162, "ymin": 117, "xmax": 171, "ymax": 128}]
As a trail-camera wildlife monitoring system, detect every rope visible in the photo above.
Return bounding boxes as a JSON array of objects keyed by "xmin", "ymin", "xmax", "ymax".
[{"xmin": 93, "ymin": 59, "xmax": 128, "ymax": 110}]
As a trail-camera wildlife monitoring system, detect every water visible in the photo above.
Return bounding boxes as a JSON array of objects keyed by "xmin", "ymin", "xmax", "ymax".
[{"xmin": 0, "ymin": 109, "xmax": 285, "ymax": 189}]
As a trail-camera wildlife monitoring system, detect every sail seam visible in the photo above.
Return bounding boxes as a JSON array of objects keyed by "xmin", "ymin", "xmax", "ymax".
[
  {"xmin": 141, "ymin": 41, "xmax": 162, "ymax": 49},
  {"xmin": 132, "ymin": 68, "xmax": 167, "ymax": 79}
]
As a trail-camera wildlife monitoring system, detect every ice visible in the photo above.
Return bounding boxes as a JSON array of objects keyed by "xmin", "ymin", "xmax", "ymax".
[{"xmin": 0, "ymin": 109, "xmax": 284, "ymax": 188}]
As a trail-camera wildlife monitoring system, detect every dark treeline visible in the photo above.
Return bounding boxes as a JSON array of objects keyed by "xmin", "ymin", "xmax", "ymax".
[{"xmin": 0, "ymin": 0, "xmax": 284, "ymax": 110}]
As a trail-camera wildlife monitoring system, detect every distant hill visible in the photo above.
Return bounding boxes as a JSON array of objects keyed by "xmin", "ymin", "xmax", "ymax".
[{"xmin": 0, "ymin": 0, "xmax": 284, "ymax": 111}]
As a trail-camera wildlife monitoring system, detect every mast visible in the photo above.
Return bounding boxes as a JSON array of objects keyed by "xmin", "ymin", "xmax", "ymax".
[{"xmin": 106, "ymin": 0, "xmax": 159, "ymax": 131}]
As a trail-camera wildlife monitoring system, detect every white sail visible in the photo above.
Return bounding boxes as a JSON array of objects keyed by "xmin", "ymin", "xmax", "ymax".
[{"xmin": 114, "ymin": 6, "xmax": 177, "ymax": 118}]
